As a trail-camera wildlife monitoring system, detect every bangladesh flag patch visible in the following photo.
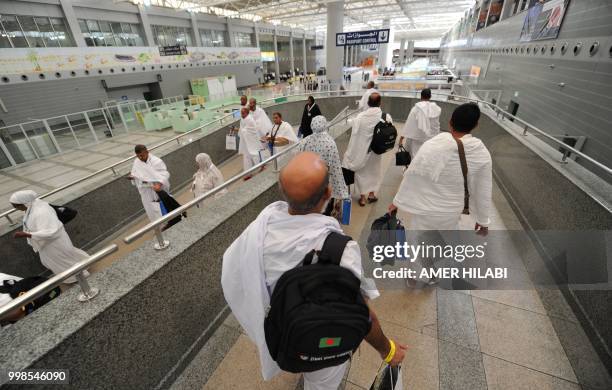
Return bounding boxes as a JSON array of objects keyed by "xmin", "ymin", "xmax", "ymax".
[{"xmin": 319, "ymin": 337, "xmax": 341, "ymax": 348}]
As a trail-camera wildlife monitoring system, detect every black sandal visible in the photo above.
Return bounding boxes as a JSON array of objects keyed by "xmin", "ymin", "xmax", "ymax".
[{"xmin": 367, "ymin": 196, "xmax": 378, "ymax": 203}]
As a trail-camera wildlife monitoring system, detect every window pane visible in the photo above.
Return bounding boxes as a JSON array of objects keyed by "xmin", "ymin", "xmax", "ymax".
[
  {"xmin": 99, "ymin": 21, "xmax": 112, "ymax": 33},
  {"xmin": 78, "ymin": 20, "xmax": 88, "ymax": 33},
  {"xmin": 0, "ymin": 25, "xmax": 11, "ymax": 48},
  {"xmin": 36, "ymin": 17, "xmax": 60, "ymax": 47},
  {"xmin": 87, "ymin": 20, "xmax": 100, "ymax": 32},
  {"xmin": 57, "ymin": 22, "xmax": 75, "ymax": 47},
  {"xmin": 1, "ymin": 15, "xmax": 28, "ymax": 47},
  {"xmin": 19, "ymin": 16, "xmax": 44, "ymax": 47}
]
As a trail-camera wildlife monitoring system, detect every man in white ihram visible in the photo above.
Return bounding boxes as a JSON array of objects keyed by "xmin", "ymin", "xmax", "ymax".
[
  {"xmin": 343, "ymin": 93, "xmax": 392, "ymax": 207},
  {"xmin": 249, "ymin": 97, "xmax": 273, "ymax": 138},
  {"xmin": 390, "ymin": 103, "xmax": 492, "ymax": 234},
  {"xmin": 239, "ymin": 107, "xmax": 262, "ymax": 179},
  {"xmin": 399, "ymin": 88, "xmax": 441, "ymax": 158},
  {"xmin": 358, "ymin": 81, "xmax": 378, "ymax": 110},
  {"xmin": 222, "ymin": 152, "xmax": 406, "ymax": 390},
  {"xmin": 128, "ymin": 144, "xmax": 170, "ymax": 222}
]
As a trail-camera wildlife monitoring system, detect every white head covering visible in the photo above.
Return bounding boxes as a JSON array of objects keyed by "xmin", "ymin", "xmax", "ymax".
[
  {"xmin": 10, "ymin": 190, "xmax": 38, "ymax": 206},
  {"xmin": 192, "ymin": 153, "xmax": 226, "ymax": 198}
]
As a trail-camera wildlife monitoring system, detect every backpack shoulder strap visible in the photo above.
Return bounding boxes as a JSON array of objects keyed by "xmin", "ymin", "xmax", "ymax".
[
  {"xmin": 317, "ymin": 232, "xmax": 352, "ymax": 265},
  {"xmin": 380, "ymin": 111, "xmax": 387, "ymax": 123},
  {"xmin": 454, "ymin": 137, "xmax": 470, "ymax": 214}
]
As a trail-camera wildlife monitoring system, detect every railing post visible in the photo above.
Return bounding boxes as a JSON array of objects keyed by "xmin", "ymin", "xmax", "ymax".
[
  {"xmin": 0, "ymin": 135, "xmax": 17, "ymax": 167},
  {"xmin": 76, "ymin": 271, "xmax": 99, "ymax": 302},
  {"xmin": 111, "ymin": 167, "xmax": 118, "ymax": 176},
  {"xmin": 154, "ymin": 227, "xmax": 170, "ymax": 250},
  {"xmin": 5, "ymin": 214, "xmax": 17, "ymax": 226},
  {"xmin": 101, "ymin": 109, "xmax": 114, "ymax": 138},
  {"xmin": 19, "ymin": 124, "xmax": 40, "ymax": 160},
  {"xmin": 560, "ymin": 149, "xmax": 570, "ymax": 164},
  {"xmin": 42, "ymin": 119, "xmax": 62, "ymax": 154},
  {"xmin": 65, "ymin": 115, "xmax": 81, "ymax": 147},
  {"xmin": 83, "ymin": 112, "xmax": 100, "ymax": 143},
  {"xmin": 522, "ymin": 125, "xmax": 529, "ymax": 136},
  {"xmin": 117, "ymin": 106, "xmax": 129, "ymax": 133}
]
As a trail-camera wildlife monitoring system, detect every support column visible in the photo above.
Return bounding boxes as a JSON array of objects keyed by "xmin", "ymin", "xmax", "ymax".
[
  {"xmin": 137, "ymin": 4, "xmax": 155, "ymax": 46},
  {"xmin": 378, "ymin": 17, "xmax": 392, "ymax": 70},
  {"xmin": 302, "ymin": 33, "xmax": 307, "ymax": 75},
  {"xmin": 191, "ymin": 13, "xmax": 201, "ymax": 46},
  {"xmin": 406, "ymin": 40, "xmax": 414, "ymax": 64},
  {"xmin": 326, "ymin": 0, "xmax": 344, "ymax": 89},
  {"xmin": 226, "ymin": 18, "xmax": 236, "ymax": 47},
  {"xmin": 273, "ymin": 27, "xmax": 280, "ymax": 83},
  {"xmin": 398, "ymin": 38, "xmax": 406, "ymax": 65},
  {"xmin": 254, "ymin": 22, "xmax": 260, "ymax": 48},
  {"xmin": 289, "ymin": 30, "xmax": 295, "ymax": 76},
  {"xmin": 59, "ymin": 0, "xmax": 86, "ymax": 47}
]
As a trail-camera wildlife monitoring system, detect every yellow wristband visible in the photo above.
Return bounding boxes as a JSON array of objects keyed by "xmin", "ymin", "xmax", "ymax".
[{"xmin": 384, "ymin": 339, "xmax": 396, "ymax": 363}]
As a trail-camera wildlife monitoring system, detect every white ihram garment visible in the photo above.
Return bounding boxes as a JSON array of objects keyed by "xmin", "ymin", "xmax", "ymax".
[
  {"xmin": 251, "ymin": 107, "xmax": 273, "ymax": 138},
  {"xmin": 342, "ymin": 107, "xmax": 392, "ymax": 195},
  {"xmin": 267, "ymin": 121, "xmax": 299, "ymax": 165},
  {"xmin": 393, "ymin": 132, "xmax": 492, "ymax": 229},
  {"xmin": 130, "ymin": 154, "xmax": 170, "ymax": 222},
  {"xmin": 221, "ymin": 201, "xmax": 378, "ymax": 388},
  {"xmin": 401, "ymin": 101, "xmax": 441, "ymax": 157},
  {"xmin": 10, "ymin": 191, "xmax": 89, "ymax": 284},
  {"xmin": 239, "ymin": 115, "xmax": 261, "ymax": 171},
  {"xmin": 358, "ymin": 88, "xmax": 379, "ymax": 110}
]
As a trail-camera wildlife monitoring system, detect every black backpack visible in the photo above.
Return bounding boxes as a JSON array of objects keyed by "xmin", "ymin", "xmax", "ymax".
[
  {"xmin": 264, "ymin": 232, "xmax": 372, "ymax": 373},
  {"xmin": 0, "ymin": 276, "xmax": 61, "ymax": 316},
  {"xmin": 50, "ymin": 205, "xmax": 78, "ymax": 225},
  {"xmin": 370, "ymin": 112, "xmax": 397, "ymax": 155}
]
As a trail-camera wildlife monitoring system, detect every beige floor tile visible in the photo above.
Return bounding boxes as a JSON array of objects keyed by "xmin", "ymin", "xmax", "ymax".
[
  {"xmin": 347, "ymin": 319, "xmax": 439, "ymax": 390},
  {"xmin": 483, "ymin": 355, "xmax": 581, "ymax": 390},
  {"xmin": 368, "ymin": 289, "xmax": 437, "ymax": 337},
  {"xmin": 473, "ymin": 297, "xmax": 577, "ymax": 383},
  {"xmin": 202, "ymin": 335, "xmax": 300, "ymax": 390},
  {"xmin": 470, "ymin": 289, "xmax": 547, "ymax": 315},
  {"xmin": 343, "ymin": 382, "xmax": 366, "ymax": 390}
]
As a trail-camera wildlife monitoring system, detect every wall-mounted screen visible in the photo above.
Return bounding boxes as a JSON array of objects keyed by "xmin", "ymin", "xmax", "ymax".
[{"xmin": 261, "ymin": 51, "xmax": 275, "ymax": 62}]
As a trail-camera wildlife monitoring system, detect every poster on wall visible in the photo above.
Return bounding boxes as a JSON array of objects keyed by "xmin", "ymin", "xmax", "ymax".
[
  {"xmin": 487, "ymin": 0, "xmax": 505, "ymax": 26},
  {"xmin": 520, "ymin": 0, "xmax": 570, "ymax": 42},
  {"xmin": 0, "ymin": 46, "xmax": 262, "ymax": 75},
  {"xmin": 476, "ymin": 1, "xmax": 490, "ymax": 30}
]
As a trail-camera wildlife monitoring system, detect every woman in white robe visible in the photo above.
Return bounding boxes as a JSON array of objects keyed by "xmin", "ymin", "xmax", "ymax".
[
  {"xmin": 10, "ymin": 190, "xmax": 89, "ymax": 284},
  {"xmin": 191, "ymin": 153, "xmax": 227, "ymax": 200}
]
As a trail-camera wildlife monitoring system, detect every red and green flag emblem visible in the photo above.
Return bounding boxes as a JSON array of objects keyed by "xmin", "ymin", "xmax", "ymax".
[{"xmin": 319, "ymin": 337, "xmax": 341, "ymax": 348}]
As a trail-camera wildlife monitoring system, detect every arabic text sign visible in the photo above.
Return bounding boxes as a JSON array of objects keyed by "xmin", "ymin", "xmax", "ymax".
[{"xmin": 336, "ymin": 29, "xmax": 390, "ymax": 46}]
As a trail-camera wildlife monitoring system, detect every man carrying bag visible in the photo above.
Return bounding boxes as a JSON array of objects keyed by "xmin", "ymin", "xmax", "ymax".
[{"xmin": 222, "ymin": 152, "xmax": 406, "ymax": 390}]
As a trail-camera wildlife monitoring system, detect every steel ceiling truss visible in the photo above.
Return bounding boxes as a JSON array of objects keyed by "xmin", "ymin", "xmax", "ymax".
[{"xmin": 131, "ymin": 0, "xmax": 472, "ymax": 39}]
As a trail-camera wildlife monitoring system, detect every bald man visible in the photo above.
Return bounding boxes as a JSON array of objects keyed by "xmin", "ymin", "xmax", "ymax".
[{"xmin": 222, "ymin": 152, "xmax": 406, "ymax": 389}]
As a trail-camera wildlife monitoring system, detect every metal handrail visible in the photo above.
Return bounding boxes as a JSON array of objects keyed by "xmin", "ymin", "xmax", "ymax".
[
  {"xmin": 0, "ymin": 244, "xmax": 118, "ymax": 320},
  {"xmin": 123, "ymin": 109, "xmax": 360, "ymax": 247},
  {"xmin": 3, "ymin": 88, "xmax": 611, "ymax": 225},
  {"xmin": 0, "ymin": 91, "xmax": 332, "ymax": 224}
]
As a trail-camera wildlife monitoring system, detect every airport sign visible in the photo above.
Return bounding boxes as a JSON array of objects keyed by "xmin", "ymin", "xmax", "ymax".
[{"xmin": 336, "ymin": 29, "xmax": 390, "ymax": 46}]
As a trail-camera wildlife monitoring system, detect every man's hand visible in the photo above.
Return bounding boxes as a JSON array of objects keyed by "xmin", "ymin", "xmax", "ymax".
[
  {"xmin": 152, "ymin": 183, "xmax": 162, "ymax": 192},
  {"xmin": 475, "ymin": 223, "xmax": 489, "ymax": 237},
  {"xmin": 13, "ymin": 231, "xmax": 31, "ymax": 239},
  {"xmin": 384, "ymin": 339, "xmax": 408, "ymax": 367},
  {"xmin": 388, "ymin": 204, "xmax": 398, "ymax": 215},
  {"xmin": 399, "ymin": 136, "xmax": 404, "ymax": 146}
]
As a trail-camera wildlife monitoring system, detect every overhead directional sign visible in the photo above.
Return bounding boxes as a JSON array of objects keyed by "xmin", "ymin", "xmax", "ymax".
[{"xmin": 336, "ymin": 29, "xmax": 390, "ymax": 46}]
